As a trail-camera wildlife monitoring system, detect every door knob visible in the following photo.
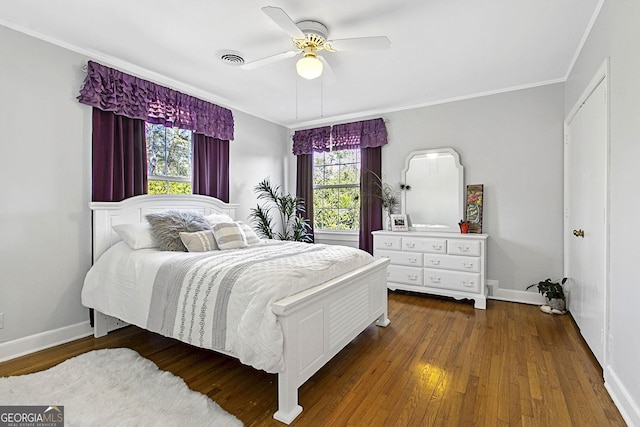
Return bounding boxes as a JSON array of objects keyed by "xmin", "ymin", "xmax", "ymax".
[{"xmin": 573, "ymin": 229, "xmax": 584, "ymax": 238}]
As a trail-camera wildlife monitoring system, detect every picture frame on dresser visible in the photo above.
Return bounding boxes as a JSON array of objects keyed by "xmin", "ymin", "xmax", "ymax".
[{"xmin": 390, "ymin": 214, "xmax": 409, "ymax": 231}]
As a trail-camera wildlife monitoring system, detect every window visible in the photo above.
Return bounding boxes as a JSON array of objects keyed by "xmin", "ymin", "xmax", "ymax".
[
  {"xmin": 145, "ymin": 123, "xmax": 192, "ymax": 194},
  {"xmin": 313, "ymin": 149, "xmax": 360, "ymax": 230}
]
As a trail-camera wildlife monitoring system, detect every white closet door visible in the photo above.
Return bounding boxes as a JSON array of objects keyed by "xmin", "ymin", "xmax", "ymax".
[{"xmin": 565, "ymin": 72, "xmax": 608, "ymax": 367}]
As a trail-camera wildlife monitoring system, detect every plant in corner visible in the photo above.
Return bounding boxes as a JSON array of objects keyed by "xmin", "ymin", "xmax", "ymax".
[
  {"xmin": 526, "ymin": 278, "xmax": 567, "ymax": 314},
  {"xmin": 249, "ymin": 178, "xmax": 312, "ymax": 242}
]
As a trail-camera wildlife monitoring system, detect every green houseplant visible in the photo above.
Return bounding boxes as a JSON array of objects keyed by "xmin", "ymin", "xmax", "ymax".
[
  {"xmin": 249, "ymin": 178, "xmax": 312, "ymax": 242},
  {"xmin": 526, "ymin": 278, "xmax": 567, "ymax": 313}
]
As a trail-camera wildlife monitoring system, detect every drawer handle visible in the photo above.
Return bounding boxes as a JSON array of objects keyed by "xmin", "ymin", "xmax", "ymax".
[
  {"xmin": 384, "ymin": 241, "xmax": 393, "ymax": 247},
  {"xmin": 409, "ymin": 257, "xmax": 418, "ymax": 264},
  {"xmin": 406, "ymin": 242, "xmax": 416, "ymax": 248},
  {"xmin": 432, "ymin": 244, "xmax": 443, "ymax": 250},
  {"xmin": 463, "ymin": 262, "xmax": 474, "ymax": 268},
  {"xmin": 430, "ymin": 259, "xmax": 441, "ymax": 265},
  {"xmin": 458, "ymin": 245, "xmax": 470, "ymax": 252},
  {"xmin": 407, "ymin": 274, "xmax": 418, "ymax": 281},
  {"xmin": 429, "ymin": 276, "xmax": 441, "ymax": 283},
  {"xmin": 462, "ymin": 280, "xmax": 475, "ymax": 287}
]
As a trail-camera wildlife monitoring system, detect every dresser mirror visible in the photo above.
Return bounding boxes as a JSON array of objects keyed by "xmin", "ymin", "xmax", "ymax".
[{"xmin": 401, "ymin": 148, "xmax": 464, "ymax": 232}]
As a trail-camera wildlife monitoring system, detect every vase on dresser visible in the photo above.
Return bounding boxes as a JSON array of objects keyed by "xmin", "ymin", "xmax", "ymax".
[{"xmin": 384, "ymin": 209, "xmax": 392, "ymax": 231}]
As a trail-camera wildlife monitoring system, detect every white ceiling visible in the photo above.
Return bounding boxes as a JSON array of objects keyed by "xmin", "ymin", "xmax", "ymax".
[{"xmin": 1, "ymin": 0, "xmax": 601, "ymax": 128}]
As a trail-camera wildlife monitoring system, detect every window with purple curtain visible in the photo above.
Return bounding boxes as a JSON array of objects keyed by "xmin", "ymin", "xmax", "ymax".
[
  {"xmin": 79, "ymin": 61, "xmax": 234, "ymax": 202},
  {"xmin": 192, "ymin": 134, "xmax": 229, "ymax": 202},
  {"xmin": 91, "ymin": 108, "xmax": 147, "ymax": 202},
  {"xmin": 293, "ymin": 118, "xmax": 388, "ymax": 254}
]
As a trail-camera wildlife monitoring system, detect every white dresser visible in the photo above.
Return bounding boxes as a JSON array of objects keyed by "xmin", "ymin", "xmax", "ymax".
[{"xmin": 372, "ymin": 230, "xmax": 489, "ymax": 309}]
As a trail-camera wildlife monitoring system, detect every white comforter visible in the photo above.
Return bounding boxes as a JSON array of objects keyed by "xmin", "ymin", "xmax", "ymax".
[{"xmin": 82, "ymin": 240, "xmax": 374, "ymax": 373}]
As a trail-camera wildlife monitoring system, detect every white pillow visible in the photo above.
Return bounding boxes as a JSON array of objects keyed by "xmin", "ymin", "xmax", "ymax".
[
  {"xmin": 212, "ymin": 222, "xmax": 248, "ymax": 250},
  {"xmin": 205, "ymin": 213, "xmax": 234, "ymax": 227},
  {"xmin": 237, "ymin": 221, "xmax": 261, "ymax": 245},
  {"xmin": 179, "ymin": 230, "xmax": 219, "ymax": 252},
  {"xmin": 113, "ymin": 223, "xmax": 157, "ymax": 250}
]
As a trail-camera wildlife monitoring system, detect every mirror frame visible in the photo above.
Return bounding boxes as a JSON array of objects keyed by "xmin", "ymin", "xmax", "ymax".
[{"xmin": 401, "ymin": 148, "xmax": 464, "ymax": 232}]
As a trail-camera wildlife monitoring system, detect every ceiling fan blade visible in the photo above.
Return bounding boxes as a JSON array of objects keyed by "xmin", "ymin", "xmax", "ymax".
[
  {"xmin": 318, "ymin": 56, "xmax": 337, "ymax": 85},
  {"xmin": 241, "ymin": 50, "xmax": 299, "ymax": 70},
  {"xmin": 261, "ymin": 6, "xmax": 305, "ymax": 39},
  {"xmin": 327, "ymin": 36, "xmax": 391, "ymax": 51}
]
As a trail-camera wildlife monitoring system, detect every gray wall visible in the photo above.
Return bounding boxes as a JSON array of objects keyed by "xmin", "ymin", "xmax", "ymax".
[
  {"xmin": 382, "ymin": 84, "xmax": 565, "ymax": 291},
  {"xmin": 0, "ymin": 25, "xmax": 287, "ymax": 356},
  {"xmin": 565, "ymin": 1, "xmax": 640, "ymax": 424},
  {"xmin": 0, "ymin": 25, "xmax": 92, "ymax": 348}
]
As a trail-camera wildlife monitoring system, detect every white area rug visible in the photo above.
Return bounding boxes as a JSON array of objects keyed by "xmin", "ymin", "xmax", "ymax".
[{"xmin": 0, "ymin": 348, "xmax": 243, "ymax": 427}]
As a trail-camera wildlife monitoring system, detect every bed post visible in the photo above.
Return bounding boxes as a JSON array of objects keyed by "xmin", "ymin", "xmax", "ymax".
[
  {"xmin": 93, "ymin": 311, "xmax": 109, "ymax": 338},
  {"xmin": 273, "ymin": 371, "xmax": 303, "ymax": 424}
]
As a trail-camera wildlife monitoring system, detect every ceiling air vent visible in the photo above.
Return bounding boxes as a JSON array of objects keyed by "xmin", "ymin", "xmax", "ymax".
[{"xmin": 219, "ymin": 51, "xmax": 245, "ymax": 66}]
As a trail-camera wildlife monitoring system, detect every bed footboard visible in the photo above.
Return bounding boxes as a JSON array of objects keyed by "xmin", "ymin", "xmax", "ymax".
[{"xmin": 271, "ymin": 258, "xmax": 390, "ymax": 424}]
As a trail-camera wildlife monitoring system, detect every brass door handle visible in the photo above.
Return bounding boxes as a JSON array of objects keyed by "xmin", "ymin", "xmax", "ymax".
[{"xmin": 573, "ymin": 229, "xmax": 584, "ymax": 238}]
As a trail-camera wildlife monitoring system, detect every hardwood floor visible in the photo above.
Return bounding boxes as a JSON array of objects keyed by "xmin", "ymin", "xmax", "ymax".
[{"xmin": 0, "ymin": 292, "xmax": 626, "ymax": 426}]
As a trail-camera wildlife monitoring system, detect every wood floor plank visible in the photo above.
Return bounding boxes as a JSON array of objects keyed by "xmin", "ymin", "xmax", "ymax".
[{"xmin": 0, "ymin": 292, "xmax": 627, "ymax": 426}]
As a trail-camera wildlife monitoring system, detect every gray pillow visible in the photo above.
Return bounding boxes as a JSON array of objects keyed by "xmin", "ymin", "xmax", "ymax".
[
  {"xmin": 212, "ymin": 222, "xmax": 248, "ymax": 250},
  {"xmin": 237, "ymin": 221, "xmax": 261, "ymax": 245},
  {"xmin": 179, "ymin": 230, "xmax": 219, "ymax": 252},
  {"xmin": 146, "ymin": 210, "xmax": 210, "ymax": 251}
]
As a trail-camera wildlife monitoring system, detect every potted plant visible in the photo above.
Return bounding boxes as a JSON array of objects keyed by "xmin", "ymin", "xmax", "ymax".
[
  {"xmin": 249, "ymin": 178, "xmax": 312, "ymax": 242},
  {"xmin": 361, "ymin": 171, "xmax": 399, "ymax": 230},
  {"xmin": 526, "ymin": 278, "xmax": 567, "ymax": 314}
]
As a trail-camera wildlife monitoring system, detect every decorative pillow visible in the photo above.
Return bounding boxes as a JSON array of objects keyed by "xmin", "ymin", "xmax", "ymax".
[
  {"xmin": 145, "ymin": 210, "xmax": 210, "ymax": 251},
  {"xmin": 212, "ymin": 222, "xmax": 248, "ymax": 250},
  {"xmin": 205, "ymin": 213, "xmax": 234, "ymax": 227},
  {"xmin": 179, "ymin": 230, "xmax": 219, "ymax": 252},
  {"xmin": 113, "ymin": 223, "xmax": 157, "ymax": 250},
  {"xmin": 237, "ymin": 221, "xmax": 261, "ymax": 245}
]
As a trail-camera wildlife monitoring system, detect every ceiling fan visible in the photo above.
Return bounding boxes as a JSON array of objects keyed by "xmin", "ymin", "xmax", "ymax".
[{"xmin": 241, "ymin": 6, "xmax": 391, "ymax": 81}]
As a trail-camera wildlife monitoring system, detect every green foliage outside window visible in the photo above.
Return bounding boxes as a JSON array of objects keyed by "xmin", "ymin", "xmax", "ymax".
[
  {"xmin": 148, "ymin": 180, "xmax": 191, "ymax": 195},
  {"xmin": 313, "ymin": 149, "xmax": 360, "ymax": 230},
  {"xmin": 145, "ymin": 123, "xmax": 192, "ymax": 195}
]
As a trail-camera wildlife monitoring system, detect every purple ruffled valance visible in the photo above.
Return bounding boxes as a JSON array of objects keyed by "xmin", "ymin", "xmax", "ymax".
[
  {"xmin": 292, "ymin": 126, "xmax": 332, "ymax": 155},
  {"xmin": 292, "ymin": 118, "xmax": 387, "ymax": 155},
  {"xmin": 78, "ymin": 61, "xmax": 234, "ymax": 141}
]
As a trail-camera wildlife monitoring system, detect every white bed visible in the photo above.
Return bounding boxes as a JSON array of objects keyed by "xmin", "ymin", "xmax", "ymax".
[{"xmin": 83, "ymin": 194, "xmax": 389, "ymax": 424}]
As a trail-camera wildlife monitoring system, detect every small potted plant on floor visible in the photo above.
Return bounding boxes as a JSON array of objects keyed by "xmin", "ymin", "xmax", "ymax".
[{"xmin": 526, "ymin": 278, "xmax": 567, "ymax": 314}]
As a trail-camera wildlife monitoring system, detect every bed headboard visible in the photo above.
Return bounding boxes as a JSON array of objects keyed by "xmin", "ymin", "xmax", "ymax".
[{"xmin": 90, "ymin": 194, "xmax": 239, "ymax": 263}]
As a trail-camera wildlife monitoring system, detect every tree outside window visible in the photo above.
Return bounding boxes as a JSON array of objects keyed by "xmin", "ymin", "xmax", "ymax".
[
  {"xmin": 313, "ymin": 149, "xmax": 360, "ymax": 230},
  {"xmin": 146, "ymin": 123, "xmax": 192, "ymax": 194}
]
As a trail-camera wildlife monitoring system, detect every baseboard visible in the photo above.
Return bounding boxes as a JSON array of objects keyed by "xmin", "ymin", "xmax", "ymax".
[
  {"xmin": 486, "ymin": 280, "xmax": 573, "ymax": 311},
  {"xmin": 486, "ymin": 280, "xmax": 546, "ymax": 305},
  {"xmin": 0, "ymin": 321, "xmax": 94, "ymax": 363},
  {"xmin": 605, "ymin": 366, "xmax": 640, "ymax": 427}
]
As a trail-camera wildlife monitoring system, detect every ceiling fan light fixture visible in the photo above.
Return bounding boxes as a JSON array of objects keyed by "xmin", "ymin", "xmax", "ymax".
[{"xmin": 296, "ymin": 55, "xmax": 323, "ymax": 80}]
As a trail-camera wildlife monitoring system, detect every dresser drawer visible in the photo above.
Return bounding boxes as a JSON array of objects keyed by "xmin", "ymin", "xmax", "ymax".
[
  {"xmin": 447, "ymin": 239, "xmax": 481, "ymax": 256},
  {"xmin": 388, "ymin": 265, "xmax": 424, "ymax": 286},
  {"xmin": 374, "ymin": 235, "xmax": 402, "ymax": 251},
  {"xmin": 423, "ymin": 254, "xmax": 481, "ymax": 273},
  {"xmin": 375, "ymin": 250, "xmax": 423, "ymax": 267},
  {"xmin": 423, "ymin": 268, "xmax": 481, "ymax": 293},
  {"xmin": 401, "ymin": 237, "xmax": 447, "ymax": 254}
]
